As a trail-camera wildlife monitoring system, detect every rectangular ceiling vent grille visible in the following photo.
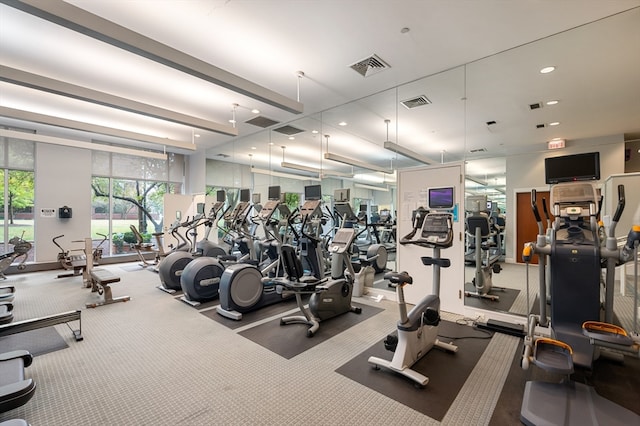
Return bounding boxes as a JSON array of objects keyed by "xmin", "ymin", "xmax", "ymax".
[
  {"xmin": 349, "ymin": 54, "xmax": 390, "ymax": 77},
  {"xmin": 245, "ymin": 116, "xmax": 280, "ymax": 128},
  {"xmin": 216, "ymin": 153, "xmax": 230, "ymax": 158},
  {"xmin": 273, "ymin": 125, "xmax": 304, "ymax": 135},
  {"xmin": 529, "ymin": 102, "xmax": 542, "ymax": 110},
  {"xmin": 469, "ymin": 148, "xmax": 488, "ymax": 153},
  {"xmin": 400, "ymin": 95, "xmax": 432, "ymax": 109}
]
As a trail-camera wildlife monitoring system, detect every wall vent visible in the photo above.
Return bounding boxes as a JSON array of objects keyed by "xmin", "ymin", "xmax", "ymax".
[
  {"xmin": 400, "ymin": 95, "xmax": 432, "ymax": 109},
  {"xmin": 273, "ymin": 125, "xmax": 304, "ymax": 136},
  {"xmin": 349, "ymin": 54, "xmax": 390, "ymax": 77},
  {"xmin": 245, "ymin": 116, "xmax": 280, "ymax": 128}
]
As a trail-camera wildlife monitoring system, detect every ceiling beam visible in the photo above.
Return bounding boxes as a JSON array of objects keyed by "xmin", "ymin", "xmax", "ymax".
[
  {"xmin": 1, "ymin": 0, "xmax": 304, "ymax": 115},
  {"xmin": 0, "ymin": 65, "xmax": 238, "ymax": 136},
  {"xmin": 0, "ymin": 106, "xmax": 196, "ymax": 152}
]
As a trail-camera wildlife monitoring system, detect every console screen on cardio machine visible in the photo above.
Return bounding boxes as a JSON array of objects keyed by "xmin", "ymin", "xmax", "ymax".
[{"xmin": 420, "ymin": 214, "xmax": 452, "ymax": 243}]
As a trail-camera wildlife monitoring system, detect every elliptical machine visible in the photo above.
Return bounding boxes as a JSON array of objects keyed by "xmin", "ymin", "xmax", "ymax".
[
  {"xmin": 277, "ymin": 225, "xmax": 362, "ymax": 337},
  {"xmin": 368, "ymin": 207, "xmax": 458, "ymax": 388},
  {"xmin": 157, "ymin": 214, "xmax": 205, "ymax": 293},
  {"xmin": 0, "ymin": 232, "xmax": 32, "ymax": 279},
  {"xmin": 216, "ymin": 186, "xmax": 292, "ymax": 319}
]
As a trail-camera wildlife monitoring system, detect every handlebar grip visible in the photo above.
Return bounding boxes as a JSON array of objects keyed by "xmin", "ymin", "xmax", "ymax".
[
  {"xmin": 522, "ymin": 243, "xmax": 534, "ymax": 262},
  {"xmin": 531, "ymin": 190, "xmax": 541, "ymax": 222},
  {"xmin": 613, "ymin": 184, "xmax": 625, "ymax": 223}
]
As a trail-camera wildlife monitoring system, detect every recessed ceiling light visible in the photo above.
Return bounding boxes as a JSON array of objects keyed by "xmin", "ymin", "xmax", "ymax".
[
  {"xmin": 549, "ymin": 122, "xmax": 560, "ymax": 126},
  {"xmin": 288, "ymin": 136, "xmax": 295, "ymax": 140},
  {"xmin": 194, "ymin": 134, "xmax": 200, "ymax": 138},
  {"xmin": 251, "ymin": 146, "xmax": 256, "ymax": 150},
  {"xmin": 251, "ymin": 109, "xmax": 260, "ymax": 114},
  {"xmin": 546, "ymin": 100, "xmax": 559, "ymax": 106},
  {"xmin": 338, "ymin": 121, "xmax": 347, "ymax": 126},
  {"xmin": 540, "ymin": 66, "xmax": 556, "ymax": 74},
  {"xmin": 311, "ymin": 130, "xmax": 318, "ymax": 134},
  {"xmin": 229, "ymin": 119, "xmax": 236, "ymax": 124}
]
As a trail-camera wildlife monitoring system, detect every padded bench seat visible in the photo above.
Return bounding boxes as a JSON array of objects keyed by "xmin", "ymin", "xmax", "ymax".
[
  {"xmin": 0, "ymin": 350, "xmax": 35, "ymax": 413},
  {"xmin": 86, "ymin": 269, "xmax": 130, "ymax": 308}
]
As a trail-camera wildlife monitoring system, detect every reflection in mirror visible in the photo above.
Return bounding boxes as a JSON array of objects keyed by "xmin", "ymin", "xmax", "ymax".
[{"xmin": 463, "ymin": 9, "xmax": 640, "ymax": 333}]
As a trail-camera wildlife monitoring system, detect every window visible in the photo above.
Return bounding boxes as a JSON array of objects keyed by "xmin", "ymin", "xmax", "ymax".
[
  {"xmin": 92, "ymin": 152, "xmax": 183, "ymax": 256},
  {"xmin": 0, "ymin": 138, "xmax": 35, "ymax": 261}
]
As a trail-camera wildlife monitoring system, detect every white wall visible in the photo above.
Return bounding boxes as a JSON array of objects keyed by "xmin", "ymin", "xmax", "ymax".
[{"xmin": 35, "ymin": 143, "xmax": 92, "ymax": 262}]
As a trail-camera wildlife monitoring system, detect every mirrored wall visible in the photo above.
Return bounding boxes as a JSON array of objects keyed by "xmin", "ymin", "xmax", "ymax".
[{"xmin": 206, "ymin": 8, "xmax": 640, "ymax": 330}]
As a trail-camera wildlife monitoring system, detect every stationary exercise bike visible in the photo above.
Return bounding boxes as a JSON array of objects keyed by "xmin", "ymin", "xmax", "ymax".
[
  {"xmin": 368, "ymin": 209, "xmax": 458, "ymax": 388},
  {"xmin": 0, "ymin": 232, "xmax": 32, "ymax": 279}
]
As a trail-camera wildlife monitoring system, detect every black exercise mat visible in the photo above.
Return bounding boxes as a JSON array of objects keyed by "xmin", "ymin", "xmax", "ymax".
[
  {"xmin": 464, "ymin": 282, "xmax": 520, "ymax": 312},
  {"xmin": 335, "ymin": 320, "xmax": 492, "ymax": 421},
  {"xmin": 0, "ymin": 327, "xmax": 68, "ymax": 357},
  {"xmin": 239, "ymin": 302, "xmax": 383, "ymax": 359},
  {"xmin": 200, "ymin": 296, "xmax": 304, "ymax": 330},
  {"xmin": 489, "ymin": 340, "xmax": 640, "ymax": 425}
]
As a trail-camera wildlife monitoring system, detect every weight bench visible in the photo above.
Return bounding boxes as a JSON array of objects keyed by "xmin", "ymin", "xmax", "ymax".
[
  {"xmin": 86, "ymin": 269, "xmax": 130, "ymax": 308},
  {"xmin": 0, "ymin": 350, "xmax": 36, "ymax": 414}
]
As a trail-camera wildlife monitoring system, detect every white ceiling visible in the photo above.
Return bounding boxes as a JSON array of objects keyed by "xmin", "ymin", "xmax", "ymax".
[{"xmin": 1, "ymin": 0, "xmax": 639, "ymax": 187}]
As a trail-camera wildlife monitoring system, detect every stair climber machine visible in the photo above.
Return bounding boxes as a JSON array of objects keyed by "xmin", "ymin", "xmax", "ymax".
[
  {"xmin": 0, "ymin": 232, "xmax": 32, "ymax": 279},
  {"xmin": 520, "ymin": 182, "xmax": 640, "ymax": 426},
  {"xmin": 368, "ymin": 190, "xmax": 458, "ymax": 388},
  {"xmin": 216, "ymin": 186, "xmax": 294, "ymax": 319},
  {"xmin": 156, "ymin": 213, "xmax": 205, "ymax": 293},
  {"xmin": 172, "ymin": 189, "xmax": 253, "ymax": 304},
  {"xmin": 277, "ymin": 224, "xmax": 363, "ymax": 337}
]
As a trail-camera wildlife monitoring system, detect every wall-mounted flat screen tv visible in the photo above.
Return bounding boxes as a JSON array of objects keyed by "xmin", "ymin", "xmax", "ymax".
[
  {"xmin": 268, "ymin": 186, "xmax": 281, "ymax": 201},
  {"xmin": 216, "ymin": 190, "xmax": 226, "ymax": 202},
  {"xmin": 240, "ymin": 188, "xmax": 251, "ymax": 202},
  {"xmin": 304, "ymin": 184, "xmax": 322, "ymax": 200},
  {"xmin": 545, "ymin": 152, "xmax": 600, "ymax": 184}
]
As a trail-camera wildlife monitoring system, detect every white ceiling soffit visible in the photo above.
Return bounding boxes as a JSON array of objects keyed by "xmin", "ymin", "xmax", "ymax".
[
  {"xmin": 0, "ymin": 106, "xmax": 196, "ymax": 152},
  {"xmin": 0, "ymin": 65, "xmax": 237, "ymax": 136},
  {"xmin": 1, "ymin": 0, "xmax": 303, "ymax": 115}
]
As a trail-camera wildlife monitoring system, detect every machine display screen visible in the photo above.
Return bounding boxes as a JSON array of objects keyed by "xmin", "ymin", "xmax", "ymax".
[
  {"xmin": 216, "ymin": 190, "xmax": 226, "ymax": 202},
  {"xmin": 268, "ymin": 185, "xmax": 281, "ymax": 201},
  {"xmin": 304, "ymin": 184, "xmax": 322, "ymax": 200},
  {"xmin": 428, "ymin": 187, "xmax": 455, "ymax": 209},
  {"xmin": 240, "ymin": 188, "xmax": 251, "ymax": 202}
]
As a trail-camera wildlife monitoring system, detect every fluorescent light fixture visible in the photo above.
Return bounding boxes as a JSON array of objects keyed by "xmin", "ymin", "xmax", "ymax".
[
  {"xmin": 324, "ymin": 152, "xmax": 393, "ymax": 174},
  {"xmin": 0, "ymin": 128, "xmax": 167, "ymax": 160},
  {"xmin": 252, "ymin": 167, "xmax": 320, "ymax": 182},
  {"xmin": 383, "ymin": 141, "xmax": 432, "ymax": 165},
  {"xmin": 354, "ymin": 183, "xmax": 390, "ymax": 192},
  {"xmin": 281, "ymin": 161, "xmax": 353, "ymax": 178},
  {"xmin": 465, "ymin": 176, "xmax": 488, "ymax": 186}
]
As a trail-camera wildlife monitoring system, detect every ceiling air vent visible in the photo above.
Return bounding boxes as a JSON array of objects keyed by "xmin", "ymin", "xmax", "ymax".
[
  {"xmin": 273, "ymin": 125, "xmax": 304, "ymax": 136},
  {"xmin": 529, "ymin": 102, "xmax": 542, "ymax": 110},
  {"xmin": 400, "ymin": 95, "xmax": 432, "ymax": 109},
  {"xmin": 469, "ymin": 148, "xmax": 488, "ymax": 153},
  {"xmin": 536, "ymin": 123, "xmax": 546, "ymax": 129},
  {"xmin": 216, "ymin": 153, "xmax": 230, "ymax": 158},
  {"xmin": 245, "ymin": 116, "xmax": 280, "ymax": 128},
  {"xmin": 349, "ymin": 54, "xmax": 390, "ymax": 77}
]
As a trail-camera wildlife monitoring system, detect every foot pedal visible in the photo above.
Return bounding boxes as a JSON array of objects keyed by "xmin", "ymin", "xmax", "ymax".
[
  {"xmin": 582, "ymin": 321, "xmax": 634, "ymax": 346},
  {"xmin": 384, "ymin": 334, "xmax": 398, "ymax": 352},
  {"xmin": 533, "ymin": 338, "xmax": 574, "ymax": 375}
]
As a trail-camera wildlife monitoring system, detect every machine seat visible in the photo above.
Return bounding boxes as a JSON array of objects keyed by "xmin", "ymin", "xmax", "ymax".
[{"xmin": 0, "ymin": 350, "xmax": 36, "ymax": 413}]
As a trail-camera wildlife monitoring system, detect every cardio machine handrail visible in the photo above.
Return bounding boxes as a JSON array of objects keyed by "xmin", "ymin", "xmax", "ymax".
[{"xmin": 531, "ymin": 190, "xmax": 544, "ymax": 236}]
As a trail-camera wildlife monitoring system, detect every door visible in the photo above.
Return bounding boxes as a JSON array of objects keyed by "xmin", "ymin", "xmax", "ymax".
[{"xmin": 516, "ymin": 190, "xmax": 554, "ymax": 265}]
